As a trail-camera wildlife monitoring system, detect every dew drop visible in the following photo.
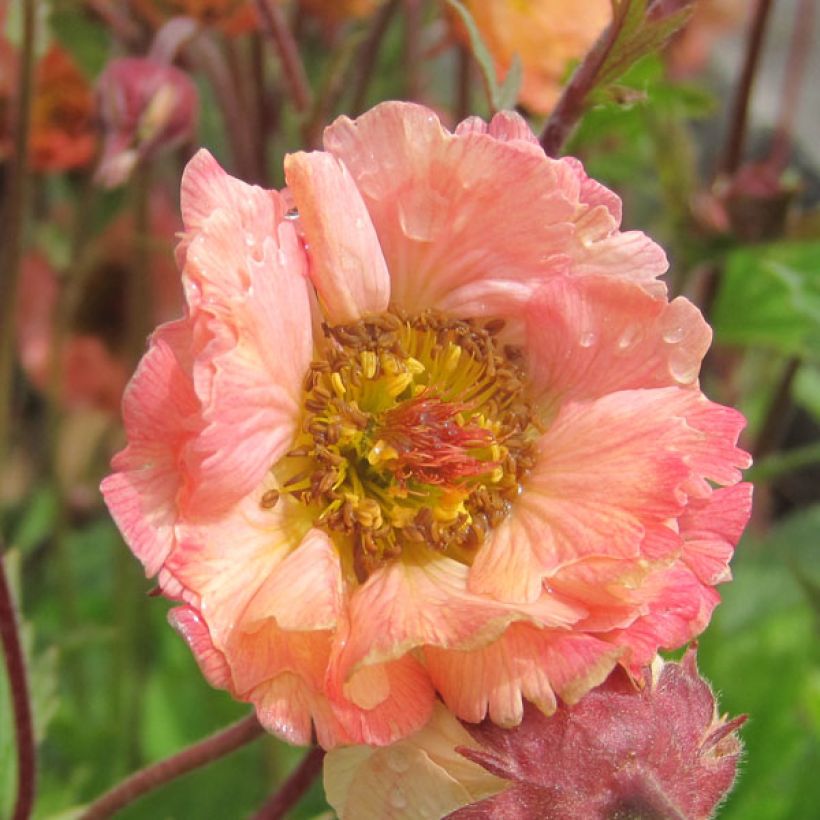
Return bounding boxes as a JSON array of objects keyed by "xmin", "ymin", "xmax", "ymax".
[
  {"xmin": 387, "ymin": 749, "xmax": 410, "ymax": 773},
  {"xmin": 617, "ymin": 326, "xmax": 640, "ymax": 349},
  {"xmin": 668, "ymin": 355, "xmax": 698, "ymax": 384},
  {"xmin": 389, "ymin": 787, "xmax": 407, "ymax": 810},
  {"xmin": 662, "ymin": 326, "xmax": 685, "ymax": 344},
  {"xmin": 579, "ymin": 331, "xmax": 596, "ymax": 348},
  {"xmin": 284, "ymin": 207, "xmax": 299, "ymax": 221}
]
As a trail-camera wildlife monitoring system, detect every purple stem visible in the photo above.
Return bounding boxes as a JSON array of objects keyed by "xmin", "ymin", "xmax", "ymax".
[
  {"xmin": 0, "ymin": 552, "xmax": 36, "ymax": 820},
  {"xmin": 252, "ymin": 746, "xmax": 326, "ymax": 820},
  {"xmin": 79, "ymin": 714, "xmax": 265, "ymax": 820},
  {"xmin": 719, "ymin": 0, "xmax": 774, "ymax": 176}
]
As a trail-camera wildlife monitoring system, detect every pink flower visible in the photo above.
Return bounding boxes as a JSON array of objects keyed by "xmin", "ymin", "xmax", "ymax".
[
  {"xmin": 102, "ymin": 102, "xmax": 751, "ymax": 748},
  {"xmin": 96, "ymin": 57, "xmax": 198, "ymax": 188}
]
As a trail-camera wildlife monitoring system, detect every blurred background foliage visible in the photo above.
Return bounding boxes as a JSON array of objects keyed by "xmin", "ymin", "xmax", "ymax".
[{"xmin": 0, "ymin": 0, "xmax": 818, "ymax": 818}]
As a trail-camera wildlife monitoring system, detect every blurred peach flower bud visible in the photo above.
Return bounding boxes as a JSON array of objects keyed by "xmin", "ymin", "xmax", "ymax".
[{"xmin": 96, "ymin": 57, "xmax": 198, "ymax": 188}]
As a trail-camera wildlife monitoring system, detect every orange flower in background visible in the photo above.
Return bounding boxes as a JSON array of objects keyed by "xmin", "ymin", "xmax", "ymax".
[
  {"xmin": 3, "ymin": 44, "xmax": 97, "ymax": 172},
  {"xmin": 102, "ymin": 102, "xmax": 751, "ymax": 749},
  {"xmin": 454, "ymin": 0, "xmax": 611, "ymax": 115},
  {"xmin": 301, "ymin": 0, "xmax": 383, "ymax": 25},
  {"xmin": 133, "ymin": 0, "xmax": 257, "ymax": 34}
]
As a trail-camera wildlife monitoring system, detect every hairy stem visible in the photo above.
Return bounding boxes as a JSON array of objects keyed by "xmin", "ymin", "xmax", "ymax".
[
  {"xmin": 539, "ymin": 17, "xmax": 619, "ymax": 156},
  {"xmin": 79, "ymin": 714, "xmax": 265, "ymax": 820},
  {"xmin": 253, "ymin": 746, "xmax": 326, "ymax": 820},
  {"xmin": 0, "ymin": 551, "xmax": 36, "ymax": 820},
  {"xmin": 719, "ymin": 0, "xmax": 774, "ymax": 176}
]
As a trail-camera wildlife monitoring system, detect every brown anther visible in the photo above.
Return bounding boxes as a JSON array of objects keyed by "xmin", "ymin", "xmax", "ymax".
[{"xmin": 260, "ymin": 488, "xmax": 280, "ymax": 509}]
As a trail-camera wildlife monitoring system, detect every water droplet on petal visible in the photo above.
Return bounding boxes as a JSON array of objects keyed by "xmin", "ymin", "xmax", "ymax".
[
  {"xmin": 663, "ymin": 326, "xmax": 685, "ymax": 344},
  {"xmin": 617, "ymin": 326, "xmax": 640, "ymax": 349},
  {"xmin": 284, "ymin": 207, "xmax": 299, "ymax": 221},
  {"xmin": 668, "ymin": 355, "xmax": 699, "ymax": 384},
  {"xmin": 579, "ymin": 331, "xmax": 596, "ymax": 348},
  {"xmin": 389, "ymin": 787, "xmax": 407, "ymax": 810}
]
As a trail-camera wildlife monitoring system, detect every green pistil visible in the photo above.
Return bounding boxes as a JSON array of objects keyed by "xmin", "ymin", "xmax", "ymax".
[{"xmin": 271, "ymin": 309, "xmax": 536, "ymax": 580}]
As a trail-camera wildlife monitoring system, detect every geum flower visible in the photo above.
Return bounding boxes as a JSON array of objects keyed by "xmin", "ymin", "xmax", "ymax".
[{"xmin": 102, "ymin": 102, "xmax": 751, "ymax": 748}]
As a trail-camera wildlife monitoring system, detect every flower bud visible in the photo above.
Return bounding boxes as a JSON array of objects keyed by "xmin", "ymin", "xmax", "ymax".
[
  {"xmin": 96, "ymin": 57, "xmax": 198, "ymax": 187},
  {"xmin": 451, "ymin": 649, "xmax": 745, "ymax": 820}
]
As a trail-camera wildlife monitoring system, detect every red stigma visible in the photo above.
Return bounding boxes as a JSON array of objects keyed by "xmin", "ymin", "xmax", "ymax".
[{"xmin": 377, "ymin": 394, "xmax": 497, "ymax": 487}]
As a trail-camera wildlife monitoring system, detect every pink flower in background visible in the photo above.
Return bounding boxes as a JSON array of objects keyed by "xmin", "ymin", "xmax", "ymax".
[
  {"xmin": 96, "ymin": 57, "xmax": 198, "ymax": 188},
  {"xmin": 102, "ymin": 102, "xmax": 751, "ymax": 748},
  {"xmin": 16, "ymin": 191, "xmax": 182, "ymax": 414}
]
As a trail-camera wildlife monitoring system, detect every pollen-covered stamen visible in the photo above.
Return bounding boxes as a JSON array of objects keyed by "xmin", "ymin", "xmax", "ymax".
[{"xmin": 271, "ymin": 308, "xmax": 538, "ymax": 579}]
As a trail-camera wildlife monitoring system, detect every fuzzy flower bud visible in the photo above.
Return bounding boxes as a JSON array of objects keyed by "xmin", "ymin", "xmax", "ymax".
[
  {"xmin": 96, "ymin": 57, "xmax": 198, "ymax": 188},
  {"xmin": 450, "ymin": 649, "xmax": 745, "ymax": 820}
]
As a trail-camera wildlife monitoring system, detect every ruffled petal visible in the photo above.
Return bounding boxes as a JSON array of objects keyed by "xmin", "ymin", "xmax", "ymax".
[
  {"xmin": 324, "ymin": 703, "xmax": 507, "ymax": 820},
  {"xmin": 168, "ymin": 605, "xmax": 231, "ymax": 688},
  {"xmin": 167, "ymin": 484, "xmax": 313, "ymax": 649},
  {"xmin": 680, "ymin": 483, "xmax": 753, "ymax": 585},
  {"xmin": 180, "ymin": 198, "xmax": 312, "ymax": 515},
  {"xmin": 430, "ymin": 625, "xmax": 622, "ymax": 727},
  {"xmin": 471, "ymin": 388, "xmax": 749, "ymax": 599},
  {"xmin": 526, "ymin": 276, "xmax": 711, "ymax": 412},
  {"xmin": 100, "ymin": 320, "xmax": 199, "ymax": 576},
  {"xmin": 284, "ymin": 150, "xmax": 390, "ymax": 323},
  {"xmin": 322, "ymin": 102, "xmax": 667, "ymax": 318},
  {"xmin": 335, "ymin": 554, "xmax": 582, "ymax": 679}
]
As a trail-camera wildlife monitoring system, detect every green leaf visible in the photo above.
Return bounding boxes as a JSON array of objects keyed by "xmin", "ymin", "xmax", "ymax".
[
  {"xmin": 444, "ymin": 0, "xmax": 522, "ymax": 113},
  {"xmin": 698, "ymin": 519, "xmax": 820, "ymax": 819},
  {"xmin": 794, "ymin": 364, "xmax": 820, "ymax": 423},
  {"xmin": 711, "ymin": 241, "xmax": 820, "ymax": 357},
  {"xmin": 595, "ymin": 0, "xmax": 695, "ymax": 90}
]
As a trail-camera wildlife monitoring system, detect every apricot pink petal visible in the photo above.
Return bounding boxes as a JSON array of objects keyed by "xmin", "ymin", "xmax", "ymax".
[
  {"xmin": 180, "ymin": 149, "xmax": 286, "ymax": 241},
  {"xmin": 322, "ymin": 102, "xmax": 667, "ymax": 317},
  {"xmin": 285, "ymin": 151, "xmax": 390, "ymax": 324},
  {"xmin": 425, "ymin": 624, "xmax": 622, "ymax": 727},
  {"xmin": 168, "ymin": 605, "xmax": 231, "ymax": 688},
  {"xmin": 166, "ymin": 489, "xmax": 312, "ymax": 650},
  {"xmin": 241, "ymin": 528, "xmax": 343, "ymax": 632},
  {"xmin": 605, "ymin": 564, "xmax": 721, "ymax": 669},
  {"xmin": 470, "ymin": 388, "xmax": 749, "ymax": 599},
  {"xmin": 526, "ymin": 276, "xmax": 711, "ymax": 410},
  {"xmin": 334, "ymin": 554, "xmax": 583, "ymax": 679},
  {"xmin": 681, "ymin": 483, "xmax": 753, "ymax": 585},
  {"xmin": 179, "ymin": 192, "xmax": 312, "ymax": 516},
  {"xmin": 100, "ymin": 320, "xmax": 199, "ymax": 576},
  {"xmin": 324, "ymin": 703, "xmax": 507, "ymax": 820}
]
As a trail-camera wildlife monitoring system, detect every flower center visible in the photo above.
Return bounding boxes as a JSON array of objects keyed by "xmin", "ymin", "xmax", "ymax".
[{"xmin": 272, "ymin": 309, "xmax": 537, "ymax": 580}]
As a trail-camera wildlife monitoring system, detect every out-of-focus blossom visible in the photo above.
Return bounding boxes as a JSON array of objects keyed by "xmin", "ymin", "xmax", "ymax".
[
  {"xmin": 301, "ymin": 0, "xmax": 384, "ymax": 25},
  {"xmin": 16, "ymin": 192, "xmax": 182, "ymax": 414},
  {"xmin": 324, "ymin": 702, "xmax": 508, "ymax": 819},
  {"xmin": 102, "ymin": 102, "xmax": 751, "ymax": 749},
  {"xmin": 0, "ymin": 43, "xmax": 97, "ymax": 171},
  {"xmin": 132, "ymin": 0, "xmax": 257, "ymax": 35},
  {"xmin": 668, "ymin": 0, "xmax": 748, "ymax": 77},
  {"xmin": 450, "ymin": 650, "xmax": 745, "ymax": 819},
  {"xmin": 96, "ymin": 56, "xmax": 199, "ymax": 188},
  {"xmin": 452, "ymin": 0, "xmax": 611, "ymax": 114}
]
